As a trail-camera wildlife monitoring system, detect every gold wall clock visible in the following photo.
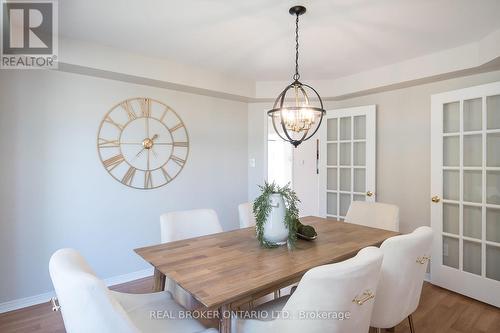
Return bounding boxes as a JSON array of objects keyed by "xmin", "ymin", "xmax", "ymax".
[{"xmin": 97, "ymin": 97, "xmax": 189, "ymax": 189}]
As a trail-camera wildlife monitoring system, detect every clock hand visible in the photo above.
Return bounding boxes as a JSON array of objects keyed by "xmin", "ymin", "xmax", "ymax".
[
  {"xmin": 134, "ymin": 148, "xmax": 146, "ymax": 160},
  {"xmin": 151, "ymin": 134, "xmax": 159, "ymax": 141}
]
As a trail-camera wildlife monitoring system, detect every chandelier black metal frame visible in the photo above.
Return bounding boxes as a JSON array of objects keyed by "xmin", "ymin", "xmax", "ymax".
[{"xmin": 267, "ymin": 5, "xmax": 326, "ymax": 148}]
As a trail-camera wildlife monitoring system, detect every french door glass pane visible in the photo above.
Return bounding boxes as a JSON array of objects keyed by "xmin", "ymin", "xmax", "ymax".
[
  {"xmin": 486, "ymin": 245, "xmax": 500, "ymax": 281},
  {"xmin": 340, "ymin": 143, "xmax": 351, "ymax": 165},
  {"xmin": 340, "ymin": 117, "xmax": 351, "ymax": 140},
  {"xmin": 443, "ymin": 170, "xmax": 459, "ymax": 200},
  {"xmin": 353, "ymin": 169, "xmax": 366, "ymax": 193},
  {"xmin": 353, "ymin": 116, "xmax": 366, "ymax": 140},
  {"xmin": 463, "ymin": 98, "xmax": 482, "ymax": 131},
  {"xmin": 327, "ymin": 193, "xmax": 337, "ymax": 216},
  {"xmin": 463, "ymin": 205, "xmax": 482, "ymax": 239},
  {"xmin": 443, "ymin": 236, "xmax": 459, "ymax": 269},
  {"xmin": 463, "ymin": 241, "xmax": 481, "ymax": 275},
  {"xmin": 353, "ymin": 194, "xmax": 365, "ymax": 202},
  {"xmin": 463, "ymin": 135, "xmax": 482, "ymax": 167},
  {"xmin": 327, "ymin": 118, "xmax": 338, "ymax": 141},
  {"xmin": 443, "ymin": 102, "xmax": 460, "ymax": 133},
  {"xmin": 339, "ymin": 193, "xmax": 351, "ymax": 217},
  {"xmin": 487, "ymin": 95, "xmax": 500, "ymax": 130},
  {"xmin": 327, "ymin": 143, "xmax": 337, "ymax": 165},
  {"xmin": 463, "ymin": 170, "xmax": 482, "ymax": 203},
  {"xmin": 327, "ymin": 168, "xmax": 337, "ymax": 190},
  {"xmin": 486, "ymin": 171, "xmax": 500, "ymax": 205},
  {"xmin": 353, "ymin": 142, "xmax": 366, "ymax": 166},
  {"xmin": 487, "ymin": 133, "xmax": 500, "ymax": 167},
  {"xmin": 340, "ymin": 168, "xmax": 351, "ymax": 191},
  {"xmin": 443, "ymin": 136, "xmax": 459, "ymax": 166},
  {"xmin": 486, "ymin": 208, "xmax": 500, "ymax": 243},
  {"xmin": 443, "ymin": 203, "xmax": 459, "ymax": 234}
]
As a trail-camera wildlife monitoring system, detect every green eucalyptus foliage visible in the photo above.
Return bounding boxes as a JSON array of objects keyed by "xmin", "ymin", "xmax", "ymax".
[{"xmin": 253, "ymin": 182, "xmax": 300, "ymax": 249}]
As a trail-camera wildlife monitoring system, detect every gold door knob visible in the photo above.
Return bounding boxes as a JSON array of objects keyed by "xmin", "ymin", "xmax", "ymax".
[
  {"xmin": 431, "ymin": 196, "xmax": 440, "ymax": 203},
  {"xmin": 366, "ymin": 191, "xmax": 373, "ymax": 197}
]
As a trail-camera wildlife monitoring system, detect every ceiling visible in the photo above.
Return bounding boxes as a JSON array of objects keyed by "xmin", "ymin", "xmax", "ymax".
[{"xmin": 60, "ymin": 0, "xmax": 500, "ymax": 81}]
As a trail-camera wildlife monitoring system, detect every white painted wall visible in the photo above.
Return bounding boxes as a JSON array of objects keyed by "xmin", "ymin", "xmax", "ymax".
[
  {"xmin": 248, "ymin": 70, "xmax": 500, "ymax": 233},
  {"xmin": 0, "ymin": 70, "xmax": 248, "ymax": 304},
  {"xmin": 247, "ymin": 103, "xmax": 268, "ymax": 200}
]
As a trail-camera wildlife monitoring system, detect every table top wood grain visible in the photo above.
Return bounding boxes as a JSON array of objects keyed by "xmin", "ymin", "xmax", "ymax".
[{"xmin": 134, "ymin": 216, "xmax": 398, "ymax": 309}]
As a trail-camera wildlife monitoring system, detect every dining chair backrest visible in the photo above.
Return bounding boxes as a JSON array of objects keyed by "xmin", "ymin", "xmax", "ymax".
[
  {"xmin": 345, "ymin": 201, "xmax": 399, "ymax": 232},
  {"xmin": 49, "ymin": 249, "xmax": 138, "ymax": 333},
  {"xmin": 160, "ymin": 209, "xmax": 223, "ymax": 243},
  {"xmin": 238, "ymin": 202, "xmax": 256, "ymax": 228},
  {"xmin": 276, "ymin": 246, "xmax": 384, "ymax": 333},
  {"xmin": 370, "ymin": 226, "xmax": 433, "ymax": 329}
]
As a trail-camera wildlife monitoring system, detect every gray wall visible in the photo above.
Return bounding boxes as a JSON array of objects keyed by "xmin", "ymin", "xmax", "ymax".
[
  {"xmin": 248, "ymin": 70, "xmax": 500, "ymax": 233},
  {"xmin": 0, "ymin": 70, "xmax": 248, "ymax": 303}
]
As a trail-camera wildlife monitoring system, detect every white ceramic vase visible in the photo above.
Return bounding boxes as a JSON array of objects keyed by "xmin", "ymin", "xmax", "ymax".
[{"xmin": 263, "ymin": 193, "xmax": 289, "ymax": 245}]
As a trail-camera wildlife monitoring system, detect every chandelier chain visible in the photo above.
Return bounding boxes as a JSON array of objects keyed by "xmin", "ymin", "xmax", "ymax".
[{"xmin": 293, "ymin": 14, "xmax": 300, "ymax": 81}]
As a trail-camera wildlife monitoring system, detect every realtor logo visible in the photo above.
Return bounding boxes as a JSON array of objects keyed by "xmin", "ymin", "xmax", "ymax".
[{"xmin": 1, "ymin": 0, "xmax": 58, "ymax": 68}]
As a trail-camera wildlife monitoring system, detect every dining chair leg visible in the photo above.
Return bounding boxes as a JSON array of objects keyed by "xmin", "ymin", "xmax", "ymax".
[
  {"xmin": 408, "ymin": 314, "xmax": 415, "ymax": 333},
  {"xmin": 376, "ymin": 328, "xmax": 382, "ymax": 333}
]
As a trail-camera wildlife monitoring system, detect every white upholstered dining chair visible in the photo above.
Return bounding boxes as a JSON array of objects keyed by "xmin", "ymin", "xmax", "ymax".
[
  {"xmin": 232, "ymin": 246, "xmax": 384, "ymax": 333},
  {"xmin": 160, "ymin": 209, "xmax": 223, "ymax": 243},
  {"xmin": 370, "ymin": 226, "xmax": 433, "ymax": 333},
  {"xmin": 345, "ymin": 201, "xmax": 400, "ymax": 232},
  {"xmin": 49, "ymin": 248, "xmax": 216, "ymax": 333},
  {"xmin": 160, "ymin": 209, "xmax": 223, "ymax": 309},
  {"xmin": 238, "ymin": 202, "xmax": 256, "ymax": 228}
]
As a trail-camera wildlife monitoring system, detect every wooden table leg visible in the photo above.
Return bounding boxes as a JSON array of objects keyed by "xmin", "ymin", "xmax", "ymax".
[
  {"xmin": 153, "ymin": 268, "xmax": 166, "ymax": 292},
  {"xmin": 218, "ymin": 304, "xmax": 230, "ymax": 333}
]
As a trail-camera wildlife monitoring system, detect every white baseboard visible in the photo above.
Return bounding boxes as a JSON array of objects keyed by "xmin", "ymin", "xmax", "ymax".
[{"xmin": 0, "ymin": 268, "xmax": 153, "ymax": 314}]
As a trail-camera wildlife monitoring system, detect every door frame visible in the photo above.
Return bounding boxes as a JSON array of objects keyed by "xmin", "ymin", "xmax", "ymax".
[{"xmin": 430, "ymin": 81, "xmax": 500, "ymax": 307}]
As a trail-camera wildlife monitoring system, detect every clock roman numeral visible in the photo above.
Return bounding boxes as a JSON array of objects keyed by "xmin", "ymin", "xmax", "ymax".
[
  {"xmin": 98, "ymin": 138, "xmax": 120, "ymax": 148},
  {"xmin": 121, "ymin": 101, "xmax": 137, "ymax": 121},
  {"xmin": 104, "ymin": 115, "xmax": 124, "ymax": 130},
  {"xmin": 161, "ymin": 167, "xmax": 172, "ymax": 182},
  {"xmin": 144, "ymin": 170, "xmax": 153, "ymax": 189},
  {"xmin": 159, "ymin": 108, "xmax": 169, "ymax": 122},
  {"xmin": 173, "ymin": 141, "xmax": 188, "ymax": 147},
  {"xmin": 103, "ymin": 154, "xmax": 124, "ymax": 171},
  {"xmin": 170, "ymin": 155, "xmax": 185, "ymax": 167},
  {"xmin": 121, "ymin": 166, "xmax": 136, "ymax": 186},
  {"xmin": 169, "ymin": 123, "xmax": 184, "ymax": 132},
  {"xmin": 139, "ymin": 98, "xmax": 151, "ymax": 117}
]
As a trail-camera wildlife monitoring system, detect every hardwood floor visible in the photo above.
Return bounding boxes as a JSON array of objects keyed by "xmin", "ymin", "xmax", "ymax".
[{"xmin": 0, "ymin": 279, "xmax": 498, "ymax": 333}]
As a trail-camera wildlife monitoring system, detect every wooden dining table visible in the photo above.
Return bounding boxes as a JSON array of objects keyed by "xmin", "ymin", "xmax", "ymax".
[{"xmin": 134, "ymin": 216, "xmax": 398, "ymax": 332}]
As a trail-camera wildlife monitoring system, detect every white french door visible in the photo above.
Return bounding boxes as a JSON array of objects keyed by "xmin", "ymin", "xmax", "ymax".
[
  {"xmin": 431, "ymin": 81, "xmax": 500, "ymax": 307},
  {"xmin": 319, "ymin": 105, "xmax": 376, "ymax": 219}
]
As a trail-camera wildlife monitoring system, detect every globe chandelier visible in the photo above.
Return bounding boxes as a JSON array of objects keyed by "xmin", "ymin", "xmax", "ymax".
[{"xmin": 267, "ymin": 5, "xmax": 326, "ymax": 148}]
